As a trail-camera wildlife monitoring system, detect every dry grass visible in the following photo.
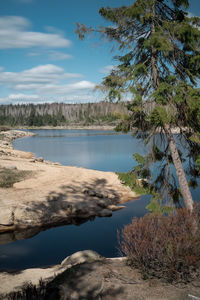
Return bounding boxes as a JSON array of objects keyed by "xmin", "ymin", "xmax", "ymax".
[{"xmin": 0, "ymin": 167, "xmax": 32, "ymax": 188}]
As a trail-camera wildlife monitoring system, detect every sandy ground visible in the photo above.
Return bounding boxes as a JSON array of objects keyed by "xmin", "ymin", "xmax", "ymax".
[{"xmin": 0, "ymin": 154, "xmax": 136, "ymax": 207}]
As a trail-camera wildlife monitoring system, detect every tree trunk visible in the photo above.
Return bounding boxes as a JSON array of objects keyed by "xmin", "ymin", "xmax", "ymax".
[
  {"xmin": 164, "ymin": 123, "xmax": 194, "ymax": 211},
  {"xmin": 150, "ymin": 3, "xmax": 194, "ymax": 211}
]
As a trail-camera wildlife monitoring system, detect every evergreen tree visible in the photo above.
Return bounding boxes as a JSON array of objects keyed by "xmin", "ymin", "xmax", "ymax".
[{"xmin": 76, "ymin": 0, "xmax": 200, "ymax": 211}]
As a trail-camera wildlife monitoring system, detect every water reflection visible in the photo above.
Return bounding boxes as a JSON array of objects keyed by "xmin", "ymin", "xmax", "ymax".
[
  {"xmin": 13, "ymin": 130, "xmax": 147, "ymax": 172},
  {"xmin": 0, "ymin": 196, "xmax": 150, "ymax": 270}
]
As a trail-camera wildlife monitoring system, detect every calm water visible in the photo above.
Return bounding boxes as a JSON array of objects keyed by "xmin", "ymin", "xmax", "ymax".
[
  {"xmin": 0, "ymin": 129, "xmax": 199, "ymax": 270},
  {"xmin": 0, "ymin": 198, "xmax": 150, "ymax": 270},
  {"xmin": 13, "ymin": 129, "xmax": 148, "ymax": 172}
]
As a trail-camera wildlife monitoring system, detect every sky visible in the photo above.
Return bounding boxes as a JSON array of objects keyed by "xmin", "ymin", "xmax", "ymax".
[{"xmin": 0, "ymin": 0, "xmax": 199, "ymax": 105}]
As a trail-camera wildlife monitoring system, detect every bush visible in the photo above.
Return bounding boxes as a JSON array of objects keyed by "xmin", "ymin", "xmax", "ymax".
[{"xmin": 118, "ymin": 205, "xmax": 200, "ymax": 283}]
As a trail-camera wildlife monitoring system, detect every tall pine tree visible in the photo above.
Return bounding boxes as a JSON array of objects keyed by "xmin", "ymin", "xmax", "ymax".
[{"xmin": 76, "ymin": 0, "xmax": 200, "ymax": 211}]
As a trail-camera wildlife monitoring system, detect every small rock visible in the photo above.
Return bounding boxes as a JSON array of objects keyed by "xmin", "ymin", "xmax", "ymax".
[
  {"xmin": 53, "ymin": 162, "xmax": 61, "ymax": 166},
  {"xmin": 107, "ymin": 205, "xmax": 126, "ymax": 211},
  {"xmin": 1, "ymin": 141, "xmax": 9, "ymax": 146},
  {"xmin": 29, "ymin": 159, "xmax": 35, "ymax": 163},
  {"xmin": 35, "ymin": 157, "xmax": 44, "ymax": 162},
  {"xmin": 98, "ymin": 209, "xmax": 112, "ymax": 217}
]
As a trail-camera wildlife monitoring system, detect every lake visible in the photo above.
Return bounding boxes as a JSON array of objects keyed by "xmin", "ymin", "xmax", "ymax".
[
  {"xmin": 13, "ymin": 129, "xmax": 148, "ymax": 172},
  {"xmin": 0, "ymin": 129, "xmax": 199, "ymax": 271}
]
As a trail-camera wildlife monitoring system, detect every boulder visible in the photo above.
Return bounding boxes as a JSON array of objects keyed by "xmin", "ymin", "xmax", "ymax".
[{"xmin": 61, "ymin": 250, "xmax": 101, "ymax": 267}]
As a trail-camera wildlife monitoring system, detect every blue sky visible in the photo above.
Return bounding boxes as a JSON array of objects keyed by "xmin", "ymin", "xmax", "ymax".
[{"xmin": 0, "ymin": 0, "xmax": 199, "ymax": 105}]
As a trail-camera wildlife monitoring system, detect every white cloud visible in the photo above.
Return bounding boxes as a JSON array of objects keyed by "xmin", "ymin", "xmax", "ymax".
[
  {"xmin": 48, "ymin": 51, "xmax": 73, "ymax": 61},
  {"xmin": 0, "ymin": 94, "xmax": 40, "ymax": 104},
  {"xmin": 99, "ymin": 65, "xmax": 116, "ymax": 74},
  {"xmin": 0, "ymin": 64, "xmax": 81, "ymax": 87},
  {"xmin": 68, "ymin": 81, "xmax": 95, "ymax": 89},
  {"xmin": 0, "ymin": 65, "xmax": 96, "ymax": 104},
  {"xmin": 0, "ymin": 16, "xmax": 71, "ymax": 49},
  {"xmin": 9, "ymin": 94, "xmax": 38, "ymax": 99}
]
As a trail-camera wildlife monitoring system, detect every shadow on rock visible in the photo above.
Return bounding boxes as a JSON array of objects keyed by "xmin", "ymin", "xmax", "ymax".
[{"xmin": 0, "ymin": 178, "xmax": 124, "ymax": 245}]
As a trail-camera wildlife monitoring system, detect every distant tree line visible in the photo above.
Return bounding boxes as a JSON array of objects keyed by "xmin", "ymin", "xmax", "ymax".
[{"xmin": 0, "ymin": 102, "xmax": 128, "ymax": 127}]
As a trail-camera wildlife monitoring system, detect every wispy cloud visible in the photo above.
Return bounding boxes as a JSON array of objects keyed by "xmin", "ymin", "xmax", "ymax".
[
  {"xmin": 0, "ymin": 94, "xmax": 40, "ymax": 104},
  {"xmin": 0, "ymin": 65, "xmax": 96, "ymax": 104},
  {"xmin": 48, "ymin": 51, "xmax": 73, "ymax": 61},
  {"xmin": 0, "ymin": 16, "xmax": 71, "ymax": 49},
  {"xmin": 99, "ymin": 65, "xmax": 116, "ymax": 74},
  {"xmin": 28, "ymin": 50, "xmax": 73, "ymax": 61},
  {"xmin": 0, "ymin": 93, "xmax": 96, "ymax": 104},
  {"xmin": 0, "ymin": 64, "xmax": 82, "ymax": 87}
]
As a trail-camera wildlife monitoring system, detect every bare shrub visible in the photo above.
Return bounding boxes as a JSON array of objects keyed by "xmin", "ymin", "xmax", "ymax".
[
  {"xmin": 119, "ymin": 204, "xmax": 200, "ymax": 282},
  {"xmin": 4, "ymin": 280, "xmax": 47, "ymax": 300}
]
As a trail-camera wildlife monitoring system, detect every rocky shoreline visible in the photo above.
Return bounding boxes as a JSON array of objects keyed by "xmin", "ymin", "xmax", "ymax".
[{"xmin": 0, "ymin": 129, "xmax": 139, "ymax": 241}]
